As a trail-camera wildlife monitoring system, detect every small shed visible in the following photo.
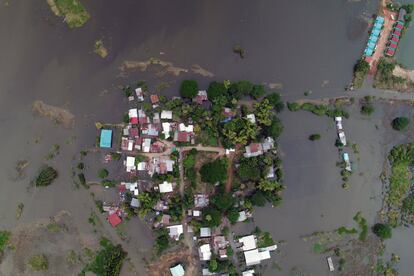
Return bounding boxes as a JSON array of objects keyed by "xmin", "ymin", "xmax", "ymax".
[
  {"xmin": 170, "ymin": 264, "xmax": 185, "ymax": 276},
  {"xmin": 108, "ymin": 213, "xmax": 122, "ymax": 227}
]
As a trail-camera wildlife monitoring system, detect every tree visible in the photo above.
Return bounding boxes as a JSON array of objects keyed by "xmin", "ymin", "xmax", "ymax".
[
  {"xmin": 98, "ymin": 168, "xmax": 109, "ymax": 179},
  {"xmin": 392, "ymin": 117, "xmax": 410, "ymax": 131},
  {"xmin": 257, "ymin": 179, "xmax": 282, "ymax": 192},
  {"xmin": 35, "ymin": 167, "xmax": 58, "ymax": 187},
  {"xmin": 250, "ymin": 191, "xmax": 267, "ymax": 207},
  {"xmin": 200, "ymin": 158, "xmax": 228, "ymax": 184},
  {"xmin": 227, "ymin": 208, "xmax": 240, "ymax": 224},
  {"xmin": 222, "ymin": 118, "xmax": 258, "ymax": 146},
  {"xmin": 354, "ymin": 59, "xmax": 370, "ymax": 75},
  {"xmin": 250, "ymin": 84, "xmax": 266, "ymax": 99},
  {"xmin": 237, "ymin": 157, "xmax": 261, "ymax": 181},
  {"xmin": 180, "ymin": 80, "xmax": 198, "ymax": 98},
  {"xmin": 207, "ymin": 81, "xmax": 227, "ymax": 101},
  {"xmin": 265, "ymin": 93, "xmax": 284, "ymax": 112},
  {"xmin": 372, "ymin": 223, "xmax": 392, "ymax": 240},
  {"xmin": 255, "ymin": 99, "xmax": 272, "ymax": 126},
  {"xmin": 208, "ymin": 258, "xmax": 218, "ymax": 272},
  {"xmin": 212, "ymin": 193, "xmax": 235, "ymax": 211},
  {"xmin": 203, "ymin": 208, "xmax": 222, "ymax": 227},
  {"xmin": 361, "ymin": 104, "xmax": 374, "ymax": 115},
  {"xmin": 154, "ymin": 228, "xmax": 170, "ymax": 254},
  {"xmin": 265, "ymin": 116, "xmax": 284, "ymax": 139},
  {"xmin": 237, "ymin": 80, "xmax": 253, "ymax": 96}
]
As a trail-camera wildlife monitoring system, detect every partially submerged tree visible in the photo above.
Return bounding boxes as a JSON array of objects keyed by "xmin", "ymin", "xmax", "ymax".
[{"xmin": 180, "ymin": 80, "xmax": 199, "ymax": 98}]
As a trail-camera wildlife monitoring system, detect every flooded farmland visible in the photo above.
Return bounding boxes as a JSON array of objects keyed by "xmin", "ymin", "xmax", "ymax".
[{"xmin": 3, "ymin": 0, "xmax": 414, "ymax": 275}]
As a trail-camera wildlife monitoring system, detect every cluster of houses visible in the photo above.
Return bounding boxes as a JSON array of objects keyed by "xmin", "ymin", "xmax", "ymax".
[
  {"xmin": 386, "ymin": 8, "xmax": 407, "ymax": 57},
  {"xmin": 335, "ymin": 117, "xmax": 351, "ymax": 172},
  {"xmin": 244, "ymin": 137, "xmax": 275, "ymax": 158}
]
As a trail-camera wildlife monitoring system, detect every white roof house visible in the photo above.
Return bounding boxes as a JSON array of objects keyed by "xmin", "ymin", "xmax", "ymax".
[
  {"xmin": 338, "ymin": 131, "xmax": 347, "ymax": 146},
  {"xmin": 193, "ymin": 210, "xmax": 201, "ymax": 217},
  {"xmin": 167, "ymin": 224, "xmax": 183, "ymax": 241},
  {"xmin": 170, "ymin": 264, "xmax": 185, "ymax": 276},
  {"xmin": 161, "ymin": 110, "xmax": 173, "ymax": 120},
  {"xmin": 343, "ymin": 152, "xmax": 352, "ymax": 171},
  {"xmin": 137, "ymin": 162, "xmax": 147, "ymax": 171},
  {"xmin": 225, "ymin": 148, "xmax": 235, "ymax": 155},
  {"xmin": 159, "ymin": 181, "xmax": 174, "ymax": 193},
  {"xmin": 125, "ymin": 156, "xmax": 136, "ymax": 172},
  {"xmin": 199, "ymin": 244, "xmax": 212, "ymax": 261},
  {"xmin": 200, "ymin": 227, "xmax": 212, "ymax": 238},
  {"xmin": 246, "ymin": 114, "xmax": 256, "ymax": 124},
  {"xmin": 142, "ymin": 138, "xmax": 151, "ymax": 153},
  {"xmin": 244, "ymin": 249, "xmax": 271, "ymax": 267},
  {"xmin": 178, "ymin": 123, "xmax": 194, "ymax": 133},
  {"xmin": 135, "ymin": 87, "xmax": 144, "ymax": 101},
  {"xmin": 238, "ymin": 211, "xmax": 247, "ymax": 222},
  {"xmin": 242, "ymin": 269, "xmax": 255, "ymax": 276},
  {"xmin": 335, "ymin": 116, "xmax": 343, "ymax": 130},
  {"xmin": 162, "ymin": 122, "xmax": 171, "ymax": 139},
  {"xmin": 239, "ymin": 235, "xmax": 257, "ymax": 251},
  {"xmin": 130, "ymin": 198, "xmax": 140, "ymax": 208},
  {"xmin": 129, "ymin": 108, "xmax": 138, "ymax": 119}
]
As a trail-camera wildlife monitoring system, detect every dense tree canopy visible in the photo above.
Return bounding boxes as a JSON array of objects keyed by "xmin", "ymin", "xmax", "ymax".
[
  {"xmin": 372, "ymin": 223, "xmax": 392, "ymax": 240},
  {"xmin": 200, "ymin": 158, "xmax": 228, "ymax": 184},
  {"xmin": 237, "ymin": 81, "xmax": 253, "ymax": 96},
  {"xmin": 237, "ymin": 157, "xmax": 262, "ymax": 182},
  {"xmin": 392, "ymin": 117, "xmax": 410, "ymax": 131},
  {"xmin": 222, "ymin": 118, "xmax": 258, "ymax": 146},
  {"xmin": 265, "ymin": 116, "xmax": 284, "ymax": 139},
  {"xmin": 203, "ymin": 208, "xmax": 222, "ymax": 227},
  {"xmin": 212, "ymin": 193, "xmax": 235, "ymax": 211},
  {"xmin": 207, "ymin": 82, "xmax": 227, "ymax": 101},
  {"xmin": 265, "ymin": 93, "xmax": 284, "ymax": 112},
  {"xmin": 255, "ymin": 99, "xmax": 273, "ymax": 126},
  {"xmin": 180, "ymin": 80, "xmax": 199, "ymax": 98},
  {"xmin": 250, "ymin": 84, "xmax": 266, "ymax": 99}
]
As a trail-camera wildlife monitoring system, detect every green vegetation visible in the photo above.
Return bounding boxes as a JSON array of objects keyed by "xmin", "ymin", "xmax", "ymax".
[
  {"xmin": 200, "ymin": 158, "xmax": 228, "ymax": 184},
  {"xmin": 233, "ymin": 45, "xmax": 245, "ymax": 58},
  {"xmin": 154, "ymin": 228, "xmax": 170, "ymax": 254},
  {"xmin": 98, "ymin": 168, "xmax": 109, "ymax": 179},
  {"xmin": 372, "ymin": 223, "xmax": 392, "ymax": 240},
  {"xmin": 45, "ymin": 144, "xmax": 60, "ymax": 160},
  {"xmin": 286, "ymin": 101, "xmax": 349, "ymax": 118},
  {"xmin": 180, "ymin": 80, "xmax": 198, "ymax": 98},
  {"xmin": 353, "ymin": 59, "xmax": 370, "ymax": 88},
  {"xmin": 265, "ymin": 92, "xmax": 284, "ymax": 112},
  {"xmin": 35, "ymin": 167, "xmax": 58, "ymax": 187},
  {"xmin": 337, "ymin": 226, "xmax": 357, "ymax": 235},
  {"xmin": 222, "ymin": 118, "xmax": 258, "ymax": 146},
  {"xmin": 16, "ymin": 203, "xmax": 24, "ymax": 220},
  {"xmin": 94, "ymin": 40, "xmax": 108, "ymax": 58},
  {"xmin": 313, "ymin": 243, "xmax": 325, "ymax": 253},
  {"xmin": 0, "ymin": 231, "xmax": 11, "ymax": 253},
  {"xmin": 360, "ymin": 96, "xmax": 375, "ymax": 115},
  {"xmin": 47, "ymin": 0, "xmax": 90, "ymax": 28},
  {"xmin": 374, "ymin": 58, "xmax": 406, "ymax": 90},
  {"xmin": 251, "ymin": 84, "xmax": 266, "ymax": 99},
  {"xmin": 80, "ymin": 238, "xmax": 126, "ymax": 276},
  {"xmin": 47, "ymin": 221, "xmax": 61, "ymax": 233},
  {"xmin": 353, "ymin": 212, "xmax": 368, "ymax": 241},
  {"xmin": 137, "ymin": 191, "xmax": 159, "ymax": 218},
  {"xmin": 257, "ymin": 231, "xmax": 275, "ymax": 247},
  {"xmin": 207, "ymin": 81, "xmax": 227, "ymax": 101},
  {"xmin": 203, "ymin": 208, "xmax": 222, "ymax": 227},
  {"xmin": 392, "ymin": 117, "xmax": 410, "ymax": 131},
  {"xmin": 309, "ymin": 134, "xmax": 321, "ymax": 141},
  {"xmin": 110, "ymin": 152, "xmax": 121, "ymax": 161},
  {"xmin": 28, "ymin": 254, "xmax": 48, "ymax": 271}
]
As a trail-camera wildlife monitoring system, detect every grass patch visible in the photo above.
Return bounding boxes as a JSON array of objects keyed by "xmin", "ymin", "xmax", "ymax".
[
  {"xmin": 47, "ymin": 221, "xmax": 61, "ymax": 233},
  {"xmin": 16, "ymin": 203, "xmax": 24, "ymax": 220},
  {"xmin": 28, "ymin": 254, "xmax": 48, "ymax": 271},
  {"xmin": 47, "ymin": 0, "xmax": 90, "ymax": 28},
  {"xmin": 94, "ymin": 40, "xmax": 108, "ymax": 58},
  {"xmin": 313, "ymin": 243, "xmax": 325, "ymax": 253},
  {"xmin": 337, "ymin": 226, "xmax": 357, "ymax": 235},
  {"xmin": 353, "ymin": 212, "xmax": 368, "ymax": 241},
  {"xmin": 0, "ymin": 231, "xmax": 11, "ymax": 253},
  {"xmin": 287, "ymin": 102, "xmax": 349, "ymax": 118},
  {"xmin": 79, "ymin": 237, "xmax": 126, "ymax": 276},
  {"xmin": 374, "ymin": 58, "xmax": 406, "ymax": 90}
]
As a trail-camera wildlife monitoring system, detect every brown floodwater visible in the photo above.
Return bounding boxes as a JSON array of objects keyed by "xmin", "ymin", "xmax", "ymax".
[{"xmin": 0, "ymin": 0, "xmax": 389, "ymax": 275}]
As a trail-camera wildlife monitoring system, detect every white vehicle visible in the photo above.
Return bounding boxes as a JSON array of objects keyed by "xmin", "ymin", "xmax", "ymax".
[{"xmin": 327, "ymin": 257, "xmax": 335, "ymax": 272}]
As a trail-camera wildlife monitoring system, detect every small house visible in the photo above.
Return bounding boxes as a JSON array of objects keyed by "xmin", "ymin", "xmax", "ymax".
[
  {"xmin": 108, "ymin": 213, "xmax": 122, "ymax": 227},
  {"xmin": 199, "ymin": 244, "xmax": 212, "ymax": 261},
  {"xmin": 135, "ymin": 87, "xmax": 144, "ymax": 102},
  {"xmin": 239, "ymin": 235, "xmax": 257, "ymax": 251},
  {"xmin": 244, "ymin": 249, "xmax": 271, "ymax": 266},
  {"xmin": 159, "ymin": 181, "xmax": 174, "ymax": 193},
  {"xmin": 142, "ymin": 138, "xmax": 152, "ymax": 153},
  {"xmin": 167, "ymin": 224, "xmax": 183, "ymax": 240},
  {"xmin": 130, "ymin": 198, "xmax": 140, "ymax": 208},
  {"xmin": 129, "ymin": 108, "xmax": 138, "ymax": 124},
  {"xmin": 150, "ymin": 95, "xmax": 160, "ymax": 105},
  {"xmin": 244, "ymin": 143, "xmax": 263, "ymax": 158},
  {"xmin": 141, "ymin": 123, "xmax": 159, "ymax": 137},
  {"xmin": 200, "ymin": 227, "xmax": 212, "ymax": 238},
  {"xmin": 129, "ymin": 127, "xmax": 139, "ymax": 138},
  {"xmin": 174, "ymin": 131, "xmax": 190, "ymax": 143},
  {"xmin": 193, "ymin": 90, "xmax": 208, "ymax": 105},
  {"xmin": 194, "ymin": 194, "xmax": 209, "ymax": 208},
  {"xmin": 161, "ymin": 110, "xmax": 173, "ymax": 120},
  {"xmin": 162, "ymin": 122, "xmax": 171, "ymax": 139},
  {"xmin": 125, "ymin": 156, "xmax": 136, "ymax": 172},
  {"xmin": 246, "ymin": 114, "xmax": 256, "ymax": 124},
  {"xmin": 170, "ymin": 264, "xmax": 185, "ymax": 276},
  {"xmin": 100, "ymin": 129, "xmax": 113, "ymax": 148}
]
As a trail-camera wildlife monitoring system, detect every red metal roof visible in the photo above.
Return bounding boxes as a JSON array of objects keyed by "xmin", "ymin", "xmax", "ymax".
[
  {"xmin": 130, "ymin": 117, "xmax": 138, "ymax": 124},
  {"xmin": 396, "ymin": 23, "xmax": 404, "ymax": 30},
  {"xmin": 249, "ymin": 143, "xmax": 261, "ymax": 153},
  {"xmin": 391, "ymin": 36, "xmax": 399, "ymax": 43},
  {"xmin": 129, "ymin": 128, "xmax": 139, "ymax": 137},
  {"xmin": 386, "ymin": 48, "xmax": 395, "ymax": 56},
  {"xmin": 389, "ymin": 42, "xmax": 398, "ymax": 49},
  {"xmin": 108, "ymin": 213, "xmax": 122, "ymax": 227},
  {"xmin": 150, "ymin": 95, "xmax": 159, "ymax": 104},
  {"xmin": 177, "ymin": 132, "xmax": 189, "ymax": 142},
  {"xmin": 394, "ymin": 30, "xmax": 401, "ymax": 36}
]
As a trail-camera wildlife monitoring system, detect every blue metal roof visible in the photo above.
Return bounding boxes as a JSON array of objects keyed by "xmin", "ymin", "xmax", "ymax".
[
  {"xmin": 371, "ymin": 29, "xmax": 381, "ymax": 36},
  {"xmin": 364, "ymin": 48, "xmax": 374, "ymax": 56},
  {"xmin": 376, "ymin": 16, "xmax": 385, "ymax": 24},
  {"xmin": 100, "ymin": 129, "xmax": 113, "ymax": 148}
]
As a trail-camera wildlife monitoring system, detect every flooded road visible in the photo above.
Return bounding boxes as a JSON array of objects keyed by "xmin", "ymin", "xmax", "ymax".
[{"xmin": 0, "ymin": 0, "xmax": 385, "ymax": 275}]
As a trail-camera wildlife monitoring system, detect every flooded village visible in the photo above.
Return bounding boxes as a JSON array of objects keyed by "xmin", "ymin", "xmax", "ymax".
[{"xmin": 2, "ymin": 0, "xmax": 414, "ymax": 276}]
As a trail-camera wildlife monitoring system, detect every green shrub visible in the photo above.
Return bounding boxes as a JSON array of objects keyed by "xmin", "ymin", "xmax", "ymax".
[
  {"xmin": 35, "ymin": 167, "xmax": 58, "ymax": 187},
  {"xmin": 98, "ymin": 168, "xmax": 109, "ymax": 179},
  {"xmin": 287, "ymin": 102, "xmax": 300, "ymax": 111},
  {"xmin": 180, "ymin": 80, "xmax": 198, "ymax": 98},
  {"xmin": 200, "ymin": 158, "xmax": 228, "ymax": 184},
  {"xmin": 309, "ymin": 134, "xmax": 321, "ymax": 141},
  {"xmin": 28, "ymin": 254, "xmax": 48, "ymax": 271},
  {"xmin": 0, "ymin": 231, "xmax": 11, "ymax": 253},
  {"xmin": 372, "ymin": 223, "xmax": 392, "ymax": 239},
  {"xmin": 361, "ymin": 104, "xmax": 375, "ymax": 115},
  {"xmin": 392, "ymin": 117, "xmax": 410, "ymax": 131}
]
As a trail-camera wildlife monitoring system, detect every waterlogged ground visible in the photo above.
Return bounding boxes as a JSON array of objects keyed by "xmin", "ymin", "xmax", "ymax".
[{"xmin": 3, "ymin": 0, "xmax": 412, "ymax": 275}]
